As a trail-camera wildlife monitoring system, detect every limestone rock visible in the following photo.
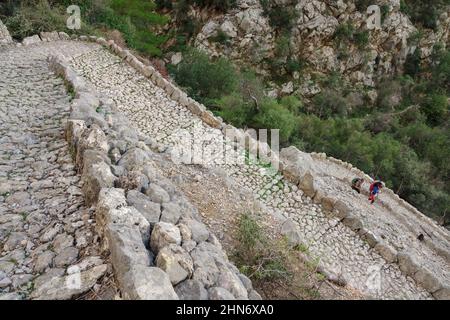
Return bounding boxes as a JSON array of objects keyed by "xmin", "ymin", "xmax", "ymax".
[
  {"xmin": 156, "ymin": 244, "xmax": 194, "ymax": 285},
  {"xmin": 127, "ymin": 190, "xmax": 161, "ymax": 225},
  {"xmin": 81, "ymin": 151, "xmax": 116, "ymax": 206},
  {"xmin": 280, "ymin": 218, "xmax": 302, "ymax": 246},
  {"xmin": 54, "ymin": 247, "xmax": 79, "ymax": 268},
  {"xmin": 374, "ymin": 243, "xmax": 398, "ymax": 263},
  {"xmin": 175, "ymin": 279, "xmax": 208, "ymax": 300},
  {"xmin": 0, "ymin": 19, "xmax": 12, "ymax": 44},
  {"xmin": 160, "ymin": 202, "xmax": 182, "ymax": 224},
  {"xmin": 31, "ymin": 265, "xmax": 107, "ymax": 300},
  {"xmin": 121, "ymin": 265, "xmax": 178, "ymax": 300},
  {"xmin": 208, "ymin": 287, "xmax": 235, "ymax": 300},
  {"xmin": 397, "ymin": 253, "xmax": 419, "ymax": 276},
  {"xmin": 145, "ymin": 184, "xmax": 171, "ymax": 204},
  {"xmin": 118, "ymin": 148, "xmax": 150, "ymax": 171},
  {"xmin": 34, "ymin": 251, "xmax": 55, "ymax": 273},
  {"xmin": 183, "ymin": 219, "xmax": 210, "ymax": 243},
  {"xmin": 216, "ymin": 268, "xmax": 248, "ymax": 299},
  {"xmin": 150, "ymin": 222, "xmax": 182, "ymax": 254}
]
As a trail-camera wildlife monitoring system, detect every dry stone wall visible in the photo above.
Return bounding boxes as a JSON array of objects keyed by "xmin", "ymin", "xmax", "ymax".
[{"xmin": 48, "ymin": 52, "xmax": 260, "ymax": 300}]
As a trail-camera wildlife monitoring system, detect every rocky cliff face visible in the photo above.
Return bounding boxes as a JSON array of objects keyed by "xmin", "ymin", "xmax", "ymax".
[{"xmin": 168, "ymin": 0, "xmax": 449, "ymax": 99}]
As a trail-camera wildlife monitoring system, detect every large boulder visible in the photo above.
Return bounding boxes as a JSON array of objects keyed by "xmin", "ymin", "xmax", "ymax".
[
  {"xmin": 40, "ymin": 31, "xmax": 60, "ymax": 42},
  {"xmin": 117, "ymin": 171, "xmax": 149, "ymax": 191},
  {"xmin": 66, "ymin": 120, "xmax": 87, "ymax": 148},
  {"xmin": 121, "ymin": 265, "xmax": 178, "ymax": 300},
  {"xmin": 433, "ymin": 286, "xmax": 450, "ymax": 300},
  {"xmin": 105, "ymin": 224, "xmax": 151, "ymax": 283},
  {"xmin": 76, "ymin": 125, "xmax": 109, "ymax": 166},
  {"xmin": 175, "ymin": 279, "xmax": 208, "ymax": 300},
  {"xmin": 145, "ymin": 184, "xmax": 171, "ymax": 204},
  {"xmin": 156, "ymin": 244, "xmax": 194, "ymax": 285},
  {"xmin": 118, "ymin": 148, "xmax": 150, "ymax": 171},
  {"xmin": 190, "ymin": 242, "xmax": 224, "ymax": 287},
  {"xmin": 150, "ymin": 222, "xmax": 181, "ymax": 254},
  {"xmin": 397, "ymin": 252, "xmax": 419, "ymax": 276},
  {"xmin": 280, "ymin": 218, "xmax": 302, "ymax": 246},
  {"xmin": 182, "ymin": 219, "xmax": 210, "ymax": 243},
  {"xmin": 216, "ymin": 268, "xmax": 248, "ymax": 299},
  {"xmin": 97, "ymin": 188, "xmax": 151, "ymax": 245},
  {"xmin": 280, "ymin": 146, "xmax": 318, "ymax": 197},
  {"xmin": 81, "ymin": 150, "xmax": 116, "ymax": 206},
  {"xmin": 160, "ymin": 202, "xmax": 182, "ymax": 224},
  {"xmin": 127, "ymin": 190, "xmax": 161, "ymax": 225},
  {"xmin": 0, "ymin": 19, "xmax": 12, "ymax": 44},
  {"xmin": 22, "ymin": 35, "xmax": 41, "ymax": 46},
  {"xmin": 208, "ymin": 287, "xmax": 235, "ymax": 300},
  {"xmin": 31, "ymin": 265, "xmax": 107, "ymax": 300},
  {"xmin": 374, "ymin": 243, "xmax": 398, "ymax": 263},
  {"xmin": 413, "ymin": 268, "xmax": 441, "ymax": 293}
]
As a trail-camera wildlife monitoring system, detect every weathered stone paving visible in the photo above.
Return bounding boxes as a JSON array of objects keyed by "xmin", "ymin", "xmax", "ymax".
[
  {"xmin": 0, "ymin": 41, "xmax": 111, "ymax": 299},
  {"xmin": 70, "ymin": 46, "xmax": 440, "ymax": 299}
]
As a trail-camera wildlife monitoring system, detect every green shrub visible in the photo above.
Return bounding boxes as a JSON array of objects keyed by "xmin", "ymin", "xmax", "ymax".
[
  {"xmin": 107, "ymin": 0, "xmax": 169, "ymax": 56},
  {"xmin": 286, "ymin": 58, "xmax": 305, "ymax": 74},
  {"xmin": 238, "ymin": 71, "xmax": 266, "ymax": 103},
  {"xmin": 155, "ymin": 0, "xmax": 173, "ymax": 10},
  {"xmin": 190, "ymin": 0, "xmax": 237, "ymax": 12},
  {"xmin": 252, "ymin": 99, "xmax": 296, "ymax": 143},
  {"xmin": 3, "ymin": 0, "xmax": 73, "ymax": 39},
  {"xmin": 335, "ymin": 23, "xmax": 370, "ymax": 49},
  {"xmin": 404, "ymin": 48, "xmax": 422, "ymax": 78},
  {"xmin": 376, "ymin": 79, "xmax": 404, "ymax": 111},
  {"xmin": 2, "ymin": 0, "xmax": 169, "ymax": 56},
  {"xmin": 216, "ymin": 93, "xmax": 253, "ymax": 128},
  {"xmin": 430, "ymin": 47, "xmax": 450, "ymax": 94},
  {"xmin": 312, "ymin": 89, "xmax": 349, "ymax": 118},
  {"xmin": 380, "ymin": 4, "xmax": 390, "ymax": 24},
  {"xmin": 400, "ymin": 0, "xmax": 446, "ymax": 30},
  {"xmin": 354, "ymin": 30, "xmax": 369, "ymax": 48},
  {"xmin": 260, "ymin": 0, "xmax": 297, "ymax": 32},
  {"xmin": 233, "ymin": 213, "xmax": 290, "ymax": 281},
  {"xmin": 280, "ymin": 96, "xmax": 303, "ymax": 115},
  {"xmin": 421, "ymin": 93, "xmax": 448, "ymax": 126},
  {"xmin": 172, "ymin": 48, "xmax": 238, "ymax": 101},
  {"xmin": 334, "ymin": 23, "xmax": 354, "ymax": 42},
  {"xmin": 274, "ymin": 34, "xmax": 290, "ymax": 57},
  {"xmin": 210, "ymin": 29, "xmax": 230, "ymax": 45}
]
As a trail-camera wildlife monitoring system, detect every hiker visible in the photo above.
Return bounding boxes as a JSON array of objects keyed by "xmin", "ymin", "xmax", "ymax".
[
  {"xmin": 368, "ymin": 180, "xmax": 383, "ymax": 204},
  {"xmin": 351, "ymin": 177, "xmax": 364, "ymax": 194}
]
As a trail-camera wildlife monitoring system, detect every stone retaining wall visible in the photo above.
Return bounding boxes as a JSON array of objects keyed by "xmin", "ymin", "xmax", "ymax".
[{"xmin": 47, "ymin": 52, "xmax": 261, "ymax": 300}]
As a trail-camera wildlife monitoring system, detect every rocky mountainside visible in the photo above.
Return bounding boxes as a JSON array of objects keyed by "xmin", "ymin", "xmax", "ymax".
[{"xmin": 164, "ymin": 0, "xmax": 449, "ymax": 99}]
